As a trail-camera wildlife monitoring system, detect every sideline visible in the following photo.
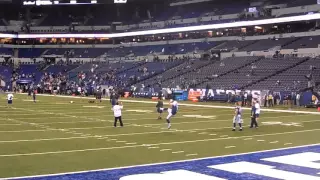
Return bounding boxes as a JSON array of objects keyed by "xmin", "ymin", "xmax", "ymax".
[
  {"xmin": 19, "ymin": 93, "xmax": 320, "ymax": 115},
  {"xmin": 6, "ymin": 143, "xmax": 320, "ymax": 179}
]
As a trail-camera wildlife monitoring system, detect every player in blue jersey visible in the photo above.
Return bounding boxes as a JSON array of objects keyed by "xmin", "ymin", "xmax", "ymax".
[
  {"xmin": 250, "ymin": 100, "xmax": 259, "ymax": 128},
  {"xmin": 166, "ymin": 99, "xmax": 178, "ymax": 129},
  {"xmin": 232, "ymin": 101, "xmax": 243, "ymax": 131}
]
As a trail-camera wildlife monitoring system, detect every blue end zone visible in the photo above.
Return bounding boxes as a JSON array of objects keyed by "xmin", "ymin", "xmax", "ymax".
[{"xmin": 8, "ymin": 144, "xmax": 320, "ymax": 180}]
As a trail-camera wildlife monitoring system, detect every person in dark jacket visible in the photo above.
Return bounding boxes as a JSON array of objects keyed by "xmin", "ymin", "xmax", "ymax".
[{"xmin": 156, "ymin": 100, "xmax": 164, "ymax": 119}]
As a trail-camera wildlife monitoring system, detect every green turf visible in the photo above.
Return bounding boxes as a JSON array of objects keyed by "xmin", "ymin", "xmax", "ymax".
[{"xmin": 0, "ymin": 94, "xmax": 319, "ymax": 178}]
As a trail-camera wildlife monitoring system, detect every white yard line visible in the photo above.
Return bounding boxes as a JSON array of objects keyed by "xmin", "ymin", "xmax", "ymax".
[
  {"xmin": 25, "ymin": 93, "xmax": 320, "ymax": 115},
  {"xmin": 126, "ymin": 142, "xmax": 137, "ymax": 145},
  {"xmin": 1, "ymin": 128, "xmax": 320, "ymax": 157},
  {"xmin": 270, "ymin": 141, "xmax": 279, "ymax": 144},
  {"xmin": 0, "ymin": 123, "xmax": 22, "ymax": 126},
  {"xmin": 186, "ymin": 153, "xmax": 198, "ymax": 156},
  {"xmin": 244, "ymin": 138, "xmax": 253, "ymax": 140},
  {"xmin": 172, "ymin": 151, "xmax": 184, "ymax": 154},
  {"xmin": 225, "ymin": 146, "xmax": 236, "ymax": 148},
  {"xmin": 148, "ymin": 146, "xmax": 159, "ymax": 149},
  {"xmin": 160, "ymin": 149, "xmax": 172, "ymax": 152},
  {"xmin": 0, "ymin": 136, "xmax": 93, "ymax": 143}
]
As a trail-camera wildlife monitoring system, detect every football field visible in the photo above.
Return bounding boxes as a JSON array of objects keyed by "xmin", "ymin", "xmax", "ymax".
[{"xmin": 0, "ymin": 94, "xmax": 320, "ymax": 179}]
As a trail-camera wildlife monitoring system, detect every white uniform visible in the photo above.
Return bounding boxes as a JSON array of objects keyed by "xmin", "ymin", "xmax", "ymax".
[
  {"xmin": 254, "ymin": 102, "xmax": 261, "ymax": 117},
  {"xmin": 233, "ymin": 106, "xmax": 243, "ymax": 123},
  {"xmin": 7, "ymin": 93, "xmax": 13, "ymax": 104},
  {"xmin": 112, "ymin": 105, "xmax": 123, "ymax": 117},
  {"xmin": 167, "ymin": 101, "xmax": 178, "ymax": 120}
]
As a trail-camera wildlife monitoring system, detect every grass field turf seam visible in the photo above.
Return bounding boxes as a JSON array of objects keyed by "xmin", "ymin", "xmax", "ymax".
[{"xmin": 0, "ymin": 94, "xmax": 320, "ymax": 178}]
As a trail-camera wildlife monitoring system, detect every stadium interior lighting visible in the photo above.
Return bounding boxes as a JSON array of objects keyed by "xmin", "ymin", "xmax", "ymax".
[{"xmin": 2, "ymin": 13, "xmax": 320, "ymax": 39}]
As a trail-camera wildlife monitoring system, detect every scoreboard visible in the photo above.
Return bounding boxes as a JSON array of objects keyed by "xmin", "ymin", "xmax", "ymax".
[{"xmin": 22, "ymin": 0, "xmax": 127, "ymax": 5}]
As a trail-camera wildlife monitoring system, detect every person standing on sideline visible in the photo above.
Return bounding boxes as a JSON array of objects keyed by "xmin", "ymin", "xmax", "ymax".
[
  {"xmin": 250, "ymin": 101, "xmax": 259, "ymax": 128},
  {"xmin": 296, "ymin": 93, "xmax": 300, "ymax": 107},
  {"xmin": 32, "ymin": 89, "xmax": 36, "ymax": 103},
  {"xmin": 112, "ymin": 102, "xmax": 123, "ymax": 127},
  {"xmin": 156, "ymin": 99, "xmax": 164, "ymax": 119}
]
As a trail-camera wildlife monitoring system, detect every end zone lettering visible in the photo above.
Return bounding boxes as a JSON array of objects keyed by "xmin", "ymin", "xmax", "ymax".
[{"xmin": 188, "ymin": 89, "xmax": 261, "ymax": 98}]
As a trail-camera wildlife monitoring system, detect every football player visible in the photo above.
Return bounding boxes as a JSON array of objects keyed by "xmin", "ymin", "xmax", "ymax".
[
  {"xmin": 156, "ymin": 99, "xmax": 164, "ymax": 120},
  {"xmin": 232, "ymin": 101, "xmax": 243, "ymax": 131},
  {"xmin": 166, "ymin": 99, "xmax": 178, "ymax": 129}
]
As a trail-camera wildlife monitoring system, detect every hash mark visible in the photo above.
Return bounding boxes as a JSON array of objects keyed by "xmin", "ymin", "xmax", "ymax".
[
  {"xmin": 148, "ymin": 146, "xmax": 159, "ymax": 149},
  {"xmin": 186, "ymin": 153, "xmax": 198, "ymax": 156},
  {"xmin": 172, "ymin": 151, "xmax": 184, "ymax": 154},
  {"xmin": 126, "ymin": 142, "xmax": 137, "ymax": 145},
  {"xmin": 160, "ymin": 149, "xmax": 172, "ymax": 152}
]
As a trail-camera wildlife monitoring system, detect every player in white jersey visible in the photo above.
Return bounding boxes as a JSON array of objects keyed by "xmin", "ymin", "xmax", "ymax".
[
  {"xmin": 7, "ymin": 93, "xmax": 13, "ymax": 107},
  {"xmin": 254, "ymin": 100, "xmax": 261, "ymax": 121},
  {"xmin": 232, "ymin": 101, "xmax": 243, "ymax": 131},
  {"xmin": 112, "ymin": 102, "xmax": 123, "ymax": 127},
  {"xmin": 166, "ymin": 99, "xmax": 178, "ymax": 129}
]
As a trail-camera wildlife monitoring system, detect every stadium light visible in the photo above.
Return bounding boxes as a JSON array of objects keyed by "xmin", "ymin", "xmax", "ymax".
[
  {"xmin": 4, "ymin": 13, "xmax": 320, "ymax": 39},
  {"xmin": 0, "ymin": 33, "xmax": 17, "ymax": 38}
]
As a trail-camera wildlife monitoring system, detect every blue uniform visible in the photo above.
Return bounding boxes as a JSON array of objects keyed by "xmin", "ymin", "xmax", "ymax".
[
  {"xmin": 171, "ymin": 104, "xmax": 178, "ymax": 115},
  {"xmin": 166, "ymin": 101, "xmax": 178, "ymax": 129}
]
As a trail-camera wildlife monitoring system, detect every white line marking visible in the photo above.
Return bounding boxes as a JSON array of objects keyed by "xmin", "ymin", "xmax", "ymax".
[
  {"xmin": 23, "ymin": 93, "xmax": 320, "ymax": 115},
  {"xmin": 284, "ymin": 143, "xmax": 293, "ymax": 145},
  {"xmin": 172, "ymin": 151, "xmax": 184, "ymax": 154},
  {"xmin": 198, "ymin": 132, "xmax": 208, "ymax": 135},
  {"xmin": 186, "ymin": 153, "xmax": 198, "ymax": 156},
  {"xmin": 225, "ymin": 146, "xmax": 236, "ymax": 149},
  {"xmin": 116, "ymin": 141, "xmax": 127, "ymax": 143},
  {"xmin": 209, "ymin": 134, "xmax": 217, "ymax": 136},
  {"xmin": 0, "ymin": 129, "xmax": 53, "ymax": 133},
  {"xmin": 126, "ymin": 143, "xmax": 137, "ymax": 145},
  {"xmin": 2, "ymin": 128, "xmax": 320, "ymax": 157},
  {"xmin": 0, "ymin": 124, "xmax": 22, "ymax": 126},
  {"xmin": 257, "ymin": 140, "xmax": 265, "ymax": 142},
  {"xmin": 160, "ymin": 149, "xmax": 172, "ymax": 152},
  {"xmin": 148, "ymin": 147, "xmax": 159, "ymax": 149},
  {"xmin": 0, "ymin": 136, "xmax": 93, "ymax": 143},
  {"xmin": 244, "ymin": 138, "xmax": 253, "ymax": 140},
  {"xmin": 270, "ymin": 141, "xmax": 279, "ymax": 144}
]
